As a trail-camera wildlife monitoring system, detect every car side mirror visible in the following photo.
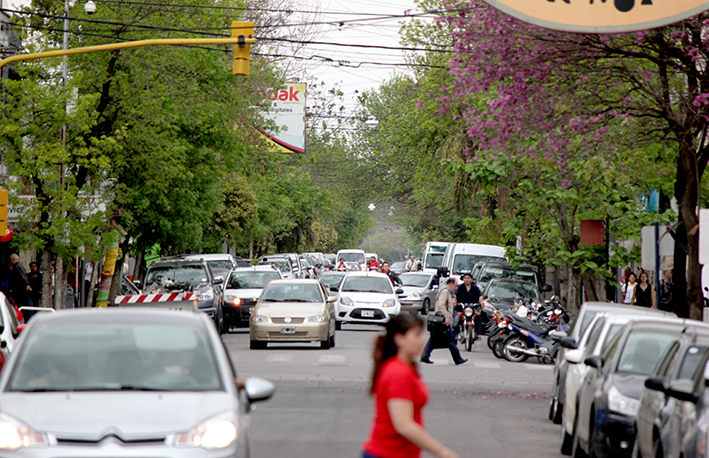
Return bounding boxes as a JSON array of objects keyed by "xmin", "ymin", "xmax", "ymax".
[
  {"xmin": 214, "ymin": 276, "xmax": 224, "ymax": 285},
  {"xmin": 560, "ymin": 336, "xmax": 577, "ymax": 349},
  {"xmin": 549, "ymin": 330, "xmax": 567, "ymax": 341},
  {"xmin": 644, "ymin": 377, "xmax": 667, "ymax": 393},
  {"xmin": 432, "ymin": 285, "xmax": 439, "ymax": 290},
  {"xmin": 244, "ymin": 377, "xmax": 276, "ymax": 405},
  {"xmin": 327, "ymin": 296, "xmax": 337, "ymax": 303},
  {"xmin": 541, "ymin": 284, "xmax": 553, "ymax": 292},
  {"xmin": 395, "ymin": 289, "xmax": 404, "ymax": 295},
  {"xmin": 330, "ymin": 286, "xmax": 339, "ymax": 293},
  {"xmin": 565, "ymin": 349, "xmax": 583, "ymax": 364},
  {"xmin": 666, "ymin": 379, "xmax": 698, "ymax": 403},
  {"xmin": 584, "ymin": 355, "xmax": 603, "ymax": 369}
]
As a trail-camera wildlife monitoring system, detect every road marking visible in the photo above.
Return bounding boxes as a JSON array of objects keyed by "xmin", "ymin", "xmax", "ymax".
[
  {"xmin": 266, "ymin": 354, "xmax": 293, "ymax": 362},
  {"xmin": 473, "ymin": 361, "xmax": 501, "ymax": 369},
  {"xmin": 524, "ymin": 363, "xmax": 553, "ymax": 370},
  {"xmin": 318, "ymin": 355, "xmax": 346, "ymax": 363}
]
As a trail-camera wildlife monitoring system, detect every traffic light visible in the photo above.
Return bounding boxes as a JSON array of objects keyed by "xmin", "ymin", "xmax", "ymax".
[
  {"xmin": 0, "ymin": 190, "xmax": 8, "ymax": 238},
  {"xmin": 231, "ymin": 21, "xmax": 254, "ymax": 76}
]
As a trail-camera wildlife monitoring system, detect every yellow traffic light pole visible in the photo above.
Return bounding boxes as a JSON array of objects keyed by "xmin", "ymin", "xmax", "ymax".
[{"xmin": 0, "ymin": 21, "xmax": 255, "ymax": 75}]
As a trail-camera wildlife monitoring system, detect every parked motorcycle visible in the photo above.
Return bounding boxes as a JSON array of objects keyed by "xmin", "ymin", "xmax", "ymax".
[{"xmin": 502, "ymin": 317, "xmax": 569, "ymax": 363}]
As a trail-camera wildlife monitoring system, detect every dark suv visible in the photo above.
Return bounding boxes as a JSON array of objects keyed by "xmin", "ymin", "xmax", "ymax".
[
  {"xmin": 223, "ymin": 265, "xmax": 283, "ymax": 328},
  {"xmin": 142, "ymin": 259, "xmax": 226, "ymax": 334}
]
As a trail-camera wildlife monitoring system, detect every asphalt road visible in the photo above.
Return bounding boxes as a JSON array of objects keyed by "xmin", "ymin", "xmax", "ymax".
[{"xmin": 223, "ymin": 323, "xmax": 562, "ymax": 458}]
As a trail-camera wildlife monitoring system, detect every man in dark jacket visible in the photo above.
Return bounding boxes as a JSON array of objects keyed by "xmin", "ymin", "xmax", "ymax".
[
  {"xmin": 455, "ymin": 273, "xmax": 482, "ymax": 339},
  {"xmin": 8, "ymin": 253, "xmax": 30, "ymax": 309}
]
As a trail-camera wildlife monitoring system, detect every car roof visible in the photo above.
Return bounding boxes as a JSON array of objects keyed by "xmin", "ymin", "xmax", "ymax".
[
  {"xmin": 344, "ymin": 271, "xmax": 389, "ymax": 279},
  {"xmin": 580, "ymin": 301, "xmax": 676, "ymax": 316},
  {"xmin": 266, "ymin": 279, "xmax": 322, "ymax": 285},
  {"xmin": 148, "ymin": 259, "xmax": 205, "ymax": 268},
  {"xmin": 625, "ymin": 318, "xmax": 709, "ymax": 332},
  {"xmin": 319, "ymin": 271, "xmax": 347, "ymax": 276},
  {"xmin": 600, "ymin": 309, "xmax": 676, "ymax": 323},
  {"xmin": 486, "ymin": 277, "xmax": 537, "ymax": 287},
  {"xmin": 231, "ymin": 266, "xmax": 279, "ymax": 272},
  {"xmin": 28, "ymin": 308, "xmax": 208, "ymax": 327},
  {"xmin": 400, "ymin": 272, "xmax": 432, "ymax": 276},
  {"xmin": 183, "ymin": 254, "xmax": 234, "ymax": 261}
]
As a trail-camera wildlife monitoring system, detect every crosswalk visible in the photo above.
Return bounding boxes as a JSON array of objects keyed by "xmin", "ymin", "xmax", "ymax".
[{"xmin": 258, "ymin": 353, "xmax": 552, "ymax": 370}]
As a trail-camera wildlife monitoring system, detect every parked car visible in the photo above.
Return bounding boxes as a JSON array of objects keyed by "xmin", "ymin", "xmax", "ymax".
[
  {"xmin": 550, "ymin": 301, "xmax": 676, "ymax": 430},
  {"xmin": 474, "ymin": 260, "xmax": 545, "ymax": 290},
  {"xmin": 560, "ymin": 311, "xmax": 678, "ymax": 454},
  {"xmin": 258, "ymin": 256, "xmax": 294, "ymax": 279},
  {"xmin": 0, "ymin": 308, "xmax": 274, "ymax": 457},
  {"xmin": 182, "ymin": 253, "xmax": 238, "ymax": 279},
  {"xmin": 223, "ymin": 266, "xmax": 283, "ymax": 328},
  {"xmin": 277, "ymin": 253, "xmax": 306, "ymax": 279},
  {"xmin": 249, "ymin": 279, "xmax": 336, "ymax": 349},
  {"xmin": 332, "ymin": 271, "xmax": 402, "ymax": 329},
  {"xmin": 571, "ymin": 319, "xmax": 691, "ymax": 458},
  {"xmin": 142, "ymin": 259, "xmax": 226, "ymax": 334},
  {"xmin": 481, "ymin": 278, "xmax": 542, "ymax": 308},
  {"xmin": 398, "ymin": 272, "xmax": 439, "ymax": 315}
]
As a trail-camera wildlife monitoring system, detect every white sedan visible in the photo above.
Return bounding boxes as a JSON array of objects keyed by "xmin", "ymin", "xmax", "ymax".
[{"xmin": 331, "ymin": 271, "xmax": 402, "ymax": 329}]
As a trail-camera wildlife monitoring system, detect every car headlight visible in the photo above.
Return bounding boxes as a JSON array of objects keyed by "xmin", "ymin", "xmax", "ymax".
[
  {"xmin": 252, "ymin": 315, "xmax": 269, "ymax": 323},
  {"xmin": 383, "ymin": 299, "xmax": 396, "ymax": 308},
  {"xmin": 407, "ymin": 290, "xmax": 423, "ymax": 299},
  {"xmin": 608, "ymin": 385, "xmax": 640, "ymax": 416},
  {"xmin": 464, "ymin": 307, "xmax": 474, "ymax": 317},
  {"xmin": 340, "ymin": 296, "xmax": 354, "ymax": 306},
  {"xmin": 225, "ymin": 296, "xmax": 241, "ymax": 306},
  {"xmin": 305, "ymin": 315, "xmax": 326, "ymax": 323},
  {"xmin": 0, "ymin": 413, "xmax": 48, "ymax": 450},
  {"xmin": 200, "ymin": 290, "xmax": 214, "ymax": 301},
  {"xmin": 175, "ymin": 413, "xmax": 238, "ymax": 450}
]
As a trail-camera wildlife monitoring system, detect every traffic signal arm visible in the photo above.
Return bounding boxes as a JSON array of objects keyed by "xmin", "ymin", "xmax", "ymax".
[
  {"xmin": 231, "ymin": 21, "xmax": 254, "ymax": 76},
  {"xmin": 0, "ymin": 36, "xmax": 257, "ymax": 74}
]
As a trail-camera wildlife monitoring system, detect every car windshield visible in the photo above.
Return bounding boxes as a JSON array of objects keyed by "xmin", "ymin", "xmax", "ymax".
[
  {"xmin": 400, "ymin": 274, "xmax": 430, "ymax": 288},
  {"xmin": 390, "ymin": 262, "xmax": 406, "ymax": 271},
  {"xmin": 453, "ymin": 255, "xmax": 504, "ymax": 275},
  {"xmin": 341, "ymin": 276, "xmax": 392, "ymax": 294},
  {"xmin": 339, "ymin": 253, "xmax": 365, "ymax": 263},
  {"xmin": 617, "ymin": 330, "xmax": 677, "ymax": 375},
  {"xmin": 319, "ymin": 274, "xmax": 345, "ymax": 289},
  {"xmin": 260, "ymin": 283, "xmax": 323, "ymax": 303},
  {"xmin": 485, "ymin": 282, "xmax": 540, "ymax": 302},
  {"xmin": 346, "ymin": 263, "xmax": 361, "ymax": 271},
  {"xmin": 263, "ymin": 259, "xmax": 291, "ymax": 272},
  {"xmin": 514, "ymin": 269, "xmax": 538, "ymax": 286},
  {"xmin": 425, "ymin": 253, "xmax": 444, "ymax": 269},
  {"xmin": 9, "ymin": 322, "xmax": 223, "ymax": 392},
  {"xmin": 228, "ymin": 271, "xmax": 281, "ymax": 289},
  {"xmin": 144, "ymin": 265, "xmax": 208, "ymax": 288},
  {"xmin": 206, "ymin": 260, "xmax": 234, "ymax": 274},
  {"xmin": 479, "ymin": 266, "xmax": 514, "ymax": 283},
  {"xmin": 678, "ymin": 346, "xmax": 709, "ymax": 380}
]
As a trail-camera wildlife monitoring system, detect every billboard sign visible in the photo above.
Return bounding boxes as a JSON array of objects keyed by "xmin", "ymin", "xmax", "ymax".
[
  {"xmin": 259, "ymin": 83, "xmax": 306, "ymax": 154},
  {"xmin": 481, "ymin": 0, "xmax": 709, "ymax": 33}
]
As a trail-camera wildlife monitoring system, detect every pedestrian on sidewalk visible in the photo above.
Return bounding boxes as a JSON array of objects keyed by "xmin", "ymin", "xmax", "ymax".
[
  {"xmin": 659, "ymin": 269, "xmax": 674, "ymax": 312},
  {"xmin": 362, "ymin": 314, "xmax": 461, "ymax": 458},
  {"xmin": 420, "ymin": 277, "xmax": 467, "ymax": 366},
  {"xmin": 8, "ymin": 254, "xmax": 29, "ymax": 311},
  {"xmin": 633, "ymin": 271, "xmax": 655, "ymax": 308},
  {"xmin": 621, "ymin": 272, "xmax": 637, "ymax": 305},
  {"xmin": 26, "ymin": 262, "xmax": 42, "ymax": 322}
]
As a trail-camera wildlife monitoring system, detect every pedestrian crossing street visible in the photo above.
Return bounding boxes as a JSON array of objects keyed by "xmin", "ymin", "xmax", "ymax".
[{"xmin": 256, "ymin": 352, "xmax": 552, "ymax": 371}]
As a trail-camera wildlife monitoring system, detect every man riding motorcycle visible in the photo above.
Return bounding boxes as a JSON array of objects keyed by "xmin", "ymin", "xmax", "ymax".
[{"xmin": 455, "ymin": 273, "xmax": 482, "ymax": 340}]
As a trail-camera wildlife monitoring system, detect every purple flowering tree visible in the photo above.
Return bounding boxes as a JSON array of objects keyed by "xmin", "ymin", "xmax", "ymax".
[{"xmin": 440, "ymin": 1, "xmax": 709, "ymax": 318}]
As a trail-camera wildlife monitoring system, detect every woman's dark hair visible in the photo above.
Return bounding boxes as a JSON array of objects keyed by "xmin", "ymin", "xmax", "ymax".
[{"xmin": 369, "ymin": 314, "xmax": 424, "ymax": 395}]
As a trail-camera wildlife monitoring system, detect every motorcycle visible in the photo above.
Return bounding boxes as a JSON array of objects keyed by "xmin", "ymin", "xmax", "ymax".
[
  {"xmin": 502, "ymin": 317, "xmax": 569, "ymax": 364},
  {"xmin": 455, "ymin": 303, "xmax": 480, "ymax": 352}
]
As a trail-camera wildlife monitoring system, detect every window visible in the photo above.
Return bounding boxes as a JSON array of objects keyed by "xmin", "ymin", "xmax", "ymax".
[
  {"xmin": 601, "ymin": 324, "xmax": 623, "ymax": 353},
  {"xmin": 228, "ymin": 271, "xmax": 281, "ymax": 289},
  {"xmin": 655, "ymin": 342, "xmax": 681, "ymax": 377},
  {"xmin": 616, "ymin": 331, "xmax": 677, "ymax": 375},
  {"xmin": 677, "ymin": 346, "xmax": 709, "ymax": 380},
  {"xmin": 144, "ymin": 265, "xmax": 208, "ymax": 288},
  {"xmin": 341, "ymin": 277, "xmax": 393, "ymax": 294},
  {"xmin": 452, "ymin": 255, "xmax": 503, "ymax": 275},
  {"xmin": 582, "ymin": 317, "xmax": 606, "ymax": 358},
  {"xmin": 260, "ymin": 283, "xmax": 324, "ymax": 303}
]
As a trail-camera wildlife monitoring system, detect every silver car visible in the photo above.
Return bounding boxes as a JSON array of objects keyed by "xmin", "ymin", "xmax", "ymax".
[
  {"xmin": 0, "ymin": 309, "xmax": 274, "ymax": 457},
  {"xmin": 397, "ymin": 273, "xmax": 438, "ymax": 314}
]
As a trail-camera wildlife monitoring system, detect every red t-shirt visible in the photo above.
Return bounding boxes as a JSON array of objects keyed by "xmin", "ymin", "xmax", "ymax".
[{"xmin": 363, "ymin": 357, "xmax": 429, "ymax": 458}]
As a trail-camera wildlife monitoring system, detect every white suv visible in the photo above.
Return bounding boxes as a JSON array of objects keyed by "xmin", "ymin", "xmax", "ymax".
[{"xmin": 332, "ymin": 272, "xmax": 402, "ymax": 329}]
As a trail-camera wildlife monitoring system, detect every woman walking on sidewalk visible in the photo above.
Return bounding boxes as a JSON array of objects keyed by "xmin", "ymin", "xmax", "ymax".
[{"xmin": 362, "ymin": 314, "xmax": 461, "ymax": 458}]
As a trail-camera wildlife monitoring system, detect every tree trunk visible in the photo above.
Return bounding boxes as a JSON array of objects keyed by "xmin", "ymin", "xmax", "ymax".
[
  {"xmin": 54, "ymin": 256, "xmax": 65, "ymax": 310},
  {"xmin": 87, "ymin": 260, "xmax": 99, "ymax": 307},
  {"xmin": 108, "ymin": 251, "xmax": 124, "ymax": 305},
  {"xmin": 132, "ymin": 250, "xmax": 144, "ymax": 282},
  {"xmin": 675, "ymin": 140, "xmax": 702, "ymax": 320},
  {"xmin": 581, "ymin": 271, "xmax": 606, "ymax": 303},
  {"xmin": 40, "ymin": 249, "xmax": 53, "ymax": 308},
  {"xmin": 559, "ymin": 261, "xmax": 582, "ymax": 315}
]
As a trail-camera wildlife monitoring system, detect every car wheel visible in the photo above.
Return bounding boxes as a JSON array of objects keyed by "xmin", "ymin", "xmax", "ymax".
[
  {"xmin": 423, "ymin": 298, "xmax": 431, "ymax": 312},
  {"xmin": 487, "ymin": 333, "xmax": 497, "ymax": 350},
  {"xmin": 250, "ymin": 340, "xmax": 267, "ymax": 350},
  {"xmin": 335, "ymin": 321, "xmax": 342, "ymax": 331},
  {"xmin": 549, "ymin": 398, "xmax": 557, "ymax": 421},
  {"xmin": 561, "ymin": 421, "xmax": 573, "ymax": 455},
  {"xmin": 492, "ymin": 339, "xmax": 505, "ymax": 359},
  {"xmin": 503, "ymin": 336, "xmax": 530, "ymax": 363},
  {"xmin": 329, "ymin": 332, "xmax": 336, "ymax": 348},
  {"xmin": 465, "ymin": 327, "xmax": 474, "ymax": 351},
  {"xmin": 320, "ymin": 337, "xmax": 331, "ymax": 349},
  {"xmin": 554, "ymin": 400, "xmax": 564, "ymax": 425},
  {"xmin": 571, "ymin": 407, "xmax": 588, "ymax": 458},
  {"xmin": 421, "ymin": 303, "xmax": 428, "ymax": 315},
  {"xmin": 654, "ymin": 439, "xmax": 663, "ymax": 458}
]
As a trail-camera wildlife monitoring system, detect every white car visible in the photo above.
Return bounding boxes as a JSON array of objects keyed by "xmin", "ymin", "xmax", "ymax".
[
  {"xmin": 332, "ymin": 272, "xmax": 402, "ymax": 329},
  {"xmin": 560, "ymin": 312, "xmax": 679, "ymax": 454}
]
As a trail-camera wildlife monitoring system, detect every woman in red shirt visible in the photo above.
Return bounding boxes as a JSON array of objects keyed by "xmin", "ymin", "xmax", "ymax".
[{"xmin": 362, "ymin": 314, "xmax": 461, "ymax": 458}]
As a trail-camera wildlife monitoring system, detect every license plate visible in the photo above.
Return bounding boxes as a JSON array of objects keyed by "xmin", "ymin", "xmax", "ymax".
[
  {"xmin": 362, "ymin": 310, "xmax": 375, "ymax": 318},
  {"xmin": 280, "ymin": 326, "xmax": 296, "ymax": 333}
]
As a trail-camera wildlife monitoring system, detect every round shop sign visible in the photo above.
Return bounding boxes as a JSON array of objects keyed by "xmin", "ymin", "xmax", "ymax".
[
  {"xmin": 0, "ymin": 228, "xmax": 13, "ymax": 243},
  {"xmin": 481, "ymin": 0, "xmax": 709, "ymax": 33}
]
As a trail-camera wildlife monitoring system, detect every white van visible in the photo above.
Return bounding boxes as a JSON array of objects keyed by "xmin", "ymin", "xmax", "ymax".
[
  {"xmin": 441, "ymin": 243, "xmax": 507, "ymax": 277},
  {"xmin": 422, "ymin": 242, "xmax": 450, "ymax": 275},
  {"xmin": 336, "ymin": 249, "xmax": 367, "ymax": 271}
]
